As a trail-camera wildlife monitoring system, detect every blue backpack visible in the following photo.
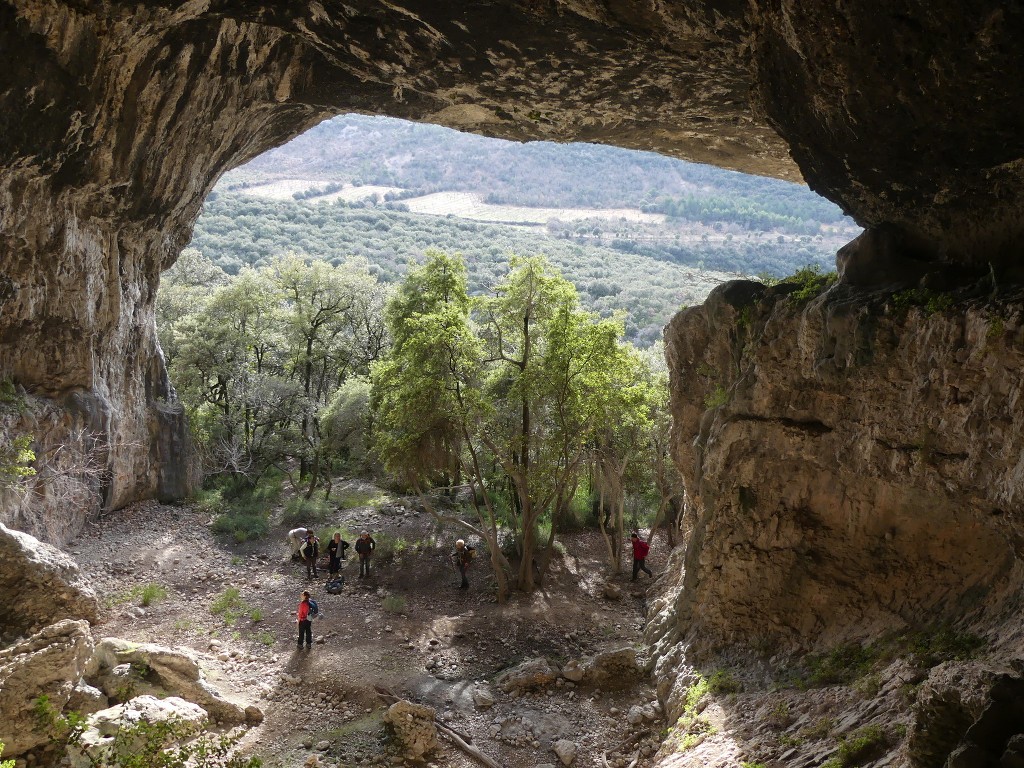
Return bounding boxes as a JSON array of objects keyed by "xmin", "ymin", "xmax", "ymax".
[{"xmin": 308, "ymin": 599, "xmax": 319, "ymax": 619}]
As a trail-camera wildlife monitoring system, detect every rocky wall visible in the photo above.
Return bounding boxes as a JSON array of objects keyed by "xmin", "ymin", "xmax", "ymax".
[{"xmin": 661, "ymin": 273, "xmax": 1024, "ymax": 660}]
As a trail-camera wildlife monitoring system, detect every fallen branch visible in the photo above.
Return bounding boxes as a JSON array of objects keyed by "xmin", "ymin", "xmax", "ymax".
[
  {"xmin": 601, "ymin": 728, "xmax": 649, "ymax": 768},
  {"xmin": 374, "ymin": 685, "xmax": 501, "ymax": 768}
]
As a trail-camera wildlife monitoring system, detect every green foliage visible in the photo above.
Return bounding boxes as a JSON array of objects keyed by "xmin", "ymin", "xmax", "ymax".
[
  {"xmin": 803, "ymin": 643, "xmax": 880, "ymax": 687},
  {"xmin": 986, "ymin": 315, "xmax": 1005, "ymax": 340},
  {"xmin": 281, "ymin": 496, "xmax": 333, "ymax": 526},
  {"xmin": 0, "ymin": 741, "xmax": 14, "ymax": 768},
  {"xmin": 131, "ymin": 583, "xmax": 169, "ymax": 608},
  {"xmin": 210, "ymin": 588, "xmax": 249, "ymax": 625},
  {"xmin": 704, "ymin": 386, "xmax": 730, "ymax": 409},
  {"xmin": 0, "ymin": 433, "xmax": 36, "ymax": 489},
  {"xmin": 708, "ymin": 669, "xmax": 741, "ymax": 694},
  {"xmin": 249, "ymin": 608, "xmax": 263, "ymax": 623},
  {"xmin": 382, "ymin": 595, "xmax": 407, "ymax": 613},
  {"xmin": 664, "ymin": 676, "xmax": 715, "ymax": 753},
  {"xmin": 907, "ymin": 625, "xmax": 984, "ymax": 668},
  {"xmin": 741, "ymin": 763, "xmax": 767, "ymax": 768},
  {"xmin": 821, "ymin": 725, "xmax": 887, "ymax": 768},
  {"xmin": 891, "ymin": 288, "xmax": 954, "ymax": 315},
  {"xmin": 783, "ymin": 263, "xmax": 838, "ymax": 303},
  {"xmin": 0, "ymin": 378, "xmax": 21, "ymax": 406},
  {"xmin": 256, "ymin": 631, "xmax": 275, "ymax": 647},
  {"xmin": 205, "ymin": 474, "xmax": 281, "ymax": 543}
]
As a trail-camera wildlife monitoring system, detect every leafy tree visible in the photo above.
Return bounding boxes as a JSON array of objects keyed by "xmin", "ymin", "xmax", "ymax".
[
  {"xmin": 373, "ymin": 250, "xmax": 513, "ymax": 601},
  {"xmin": 374, "ymin": 252, "xmax": 641, "ymax": 594}
]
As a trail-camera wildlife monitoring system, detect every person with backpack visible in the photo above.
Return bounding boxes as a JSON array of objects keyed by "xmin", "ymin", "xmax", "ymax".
[
  {"xmin": 630, "ymin": 531, "xmax": 654, "ymax": 580},
  {"xmin": 296, "ymin": 590, "xmax": 318, "ymax": 649},
  {"xmin": 327, "ymin": 532, "xmax": 350, "ymax": 576},
  {"xmin": 300, "ymin": 532, "xmax": 320, "ymax": 579},
  {"xmin": 354, "ymin": 530, "xmax": 376, "ymax": 578},
  {"xmin": 452, "ymin": 539, "xmax": 475, "ymax": 589}
]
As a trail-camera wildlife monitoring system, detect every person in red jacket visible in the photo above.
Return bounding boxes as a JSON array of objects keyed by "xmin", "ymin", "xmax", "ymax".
[
  {"xmin": 630, "ymin": 532, "xmax": 654, "ymax": 580},
  {"xmin": 296, "ymin": 590, "xmax": 313, "ymax": 649}
]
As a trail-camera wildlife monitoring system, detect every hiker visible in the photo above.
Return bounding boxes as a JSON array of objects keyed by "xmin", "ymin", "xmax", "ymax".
[
  {"xmin": 301, "ymin": 532, "xmax": 320, "ymax": 579},
  {"xmin": 630, "ymin": 531, "xmax": 654, "ymax": 580},
  {"xmin": 327, "ymin": 532, "xmax": 350, "ymax": 576},
  {"xmin": 296, "ymin": 590, "xmax": 315, "ymax": 649},
  {"xmin": 354, "ymin": 530, "xmax": 376, "ymax": 578},
  {"xmin": 452, "ymin": 539, "xmax": 474, "ymax": 589},
  {"xmin": 287, "ymin": 527, "xmax": 310, "ymax": 560}
]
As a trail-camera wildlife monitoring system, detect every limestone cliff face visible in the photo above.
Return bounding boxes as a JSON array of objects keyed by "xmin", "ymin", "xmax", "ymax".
[{"xmin": 661, "ymin": 278, "xmax": 1024, "ymax": 658}]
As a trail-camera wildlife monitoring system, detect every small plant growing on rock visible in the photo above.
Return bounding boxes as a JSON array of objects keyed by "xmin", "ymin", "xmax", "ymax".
[
  {"xmin": 821, "ymin": 725, "xmax": 887, "ymax": 767},
  {"xmin": 0, "ymin": 740, "xmax": 14, "ymax": 768},
  {"xmin": 783, "ymin": 264, "xmax": 837, "ymax": 304},
  {"xmin": 708, "ymin": 669, "xmax": 741, "ymax": 694},
  {"xmin": 704, "ymin": 386, "xmax": 730, "ymax": 409}
]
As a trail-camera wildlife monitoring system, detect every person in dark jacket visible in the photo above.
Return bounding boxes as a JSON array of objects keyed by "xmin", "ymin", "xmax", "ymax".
[
  {"xmin": 296, "ymin": 590, "xmax": 313, "ymax": 649},
  {"xmin": 452, "ymin": 539, "xmax": 474, "ymax": 589},
  {"xmin": 354, "ymin": 530, "xmax": 376, "ymax": 578},
  {"xmin": 630, "ymin": 531, "xmax": 654, "ymax": 580},
  {"xmin": 301, "ymin": 533, "xmax": 320, "ymax": 579},
  {"xmin": 327, "ymin": 532, "xmax": 350, "ymax": 576}
]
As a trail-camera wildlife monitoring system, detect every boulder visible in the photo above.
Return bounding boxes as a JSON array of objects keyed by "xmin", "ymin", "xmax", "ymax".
[
  {"xmin": 495, "ymin": 658, "xmax": 559, "ymax": 693},
  {"xmin": 472, "ymin": 686, "xmax": 496, "ymax": 708},
  {"xmin": 66, "ymin": 695, "xmax": 207, "ymax": 768},
  {"xmin": 383, "ymin": 699, "xmax": 438, "ymax": 759},
  {"xmin": 561, "ymin": 659, "xmax": 585, "ymax": 683},
  {"xmin": 0, "ymin": 619, "xmax": 95, "ymax": 757},
  {"xmin": 553, "ymin": 739, "xmax": 577, "ymax": 766},
  {"xmin": 90, "ymin": 638, "xmax": 249, "ymax": 724},
  {"xmin": 602, "ymin": 582, "xmax": 623, "ymax": 601},
  {"xmin": 66, "ymin": 681, "xmax": 109, "ymax": 716},
  {"xmin": 0, "ymin": 524, "xmax": 98, "ymax": 640},
  {"xmin": 582, "ymin": 648, "xmax": 640, "ymax": 688}
]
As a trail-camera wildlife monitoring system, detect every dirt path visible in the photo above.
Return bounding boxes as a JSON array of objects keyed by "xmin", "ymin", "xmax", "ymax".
[{"xmin": 68, "ymin": 485, "xmax": 666, "ymax": 768}]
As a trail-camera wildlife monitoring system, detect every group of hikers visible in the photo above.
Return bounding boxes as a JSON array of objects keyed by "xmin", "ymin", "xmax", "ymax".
[{"xmin": 288, "ymin": 525, "xmax": 654, "ymax": 649}]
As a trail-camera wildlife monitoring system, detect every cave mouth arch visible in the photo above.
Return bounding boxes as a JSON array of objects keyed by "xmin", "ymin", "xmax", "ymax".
[{"xmin": 2, "ymin": 1, "xmax": 1023, "ymax": 542}]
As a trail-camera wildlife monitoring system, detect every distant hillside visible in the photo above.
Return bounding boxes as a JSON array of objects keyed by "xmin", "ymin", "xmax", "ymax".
[
  {"xmin": 189, "ymin": 115, "xmax": 861, "ymax": 347},
  {"xmin": 221, "ymin": 115, "xmax": 857, "ymax": 234}
]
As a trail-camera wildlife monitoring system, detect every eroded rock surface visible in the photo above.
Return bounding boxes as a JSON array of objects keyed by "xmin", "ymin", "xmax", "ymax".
[
  {"xmin": 0, "ymin": 619, "xmax": 95, "ymax": 756},
  {"xmin": 661, "ymin": 279, "xmax": 1024, "ymax": 656},
  {"xmin": 0, "ymin": 523, "xmax": 98, "ymax": 640}
]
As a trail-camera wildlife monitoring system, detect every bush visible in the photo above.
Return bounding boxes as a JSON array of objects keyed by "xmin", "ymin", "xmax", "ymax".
[{"xmin": 281, "ymin": 496, "xmax": 333, "ymax": 526}]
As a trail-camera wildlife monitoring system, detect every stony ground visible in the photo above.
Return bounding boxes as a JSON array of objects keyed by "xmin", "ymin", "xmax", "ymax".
[{"xmin": 67, "ymin": 481, "xmax": 668, "ymax": 768}]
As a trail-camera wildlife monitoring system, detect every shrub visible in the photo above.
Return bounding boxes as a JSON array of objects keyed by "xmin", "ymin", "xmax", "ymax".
[
  {"xmin": 704, "ymin": 386, "xmax": 729, "ymax": 409},
  {"xmin": 822, "ymin": 725, "xmax": 887, "ymax": 767},
  {"xmin": 708, "ymin": 669, "xmax": 741, "ymax": 694},
  {"xmin": 250, "ymin": 608, "xmax": 263, "ymax": 623},
  {"xmin": 281, "ymin": 496, "xmax": 333, "ymax": 526},
  {"xmin": 784, "ymin": 263, "xmax": 837, "ymax": 304},
  {"xmin": 0, "ymin": 740, "xmax": 14, "ymax": 768}
]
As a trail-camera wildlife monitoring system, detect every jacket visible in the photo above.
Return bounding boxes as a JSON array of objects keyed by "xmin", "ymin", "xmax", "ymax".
[
  {"xmin": 297, "ymin": 599, "xmax": 311, "ymax": 622},
  {"xmin": 354, "ymin": 536, "xmax": 376, "ymax": 555},
  {"xmin": 631, "ymin": 538, "xmax": 650, "ymax": 560}
]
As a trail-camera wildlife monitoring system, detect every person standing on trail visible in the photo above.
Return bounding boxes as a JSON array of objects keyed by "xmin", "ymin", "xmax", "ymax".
[
  {"xmin": 354, "ymin": 530, "xmax": 376, "ymax": 578},
  {"xmin": 287, "ymin": 527, "xmax": 309, "ymax": 560},
  {"xmin": 452, "ymin": 539, "xmax": 475, "ymax": 589},
  {"xmin": 301, "ymin": 532, "xmax": 320, "ymax": 579},
  {"xmin": 630, "ymin": 531, "xmax": 654, "ymax": 580},
  {"xmin": 327, "ymin": 532, "xmax": 349, "ymax": 576},
  {"xmin": 296, "ymin": 590, "xmax": 314, "ymax": 650}
]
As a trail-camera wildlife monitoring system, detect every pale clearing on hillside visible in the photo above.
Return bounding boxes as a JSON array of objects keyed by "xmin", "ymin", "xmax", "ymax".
[
  {"xmin": 402, "ymin": 191, "xmax": 668, "ymax": 225},
  {"xmin": 237, "ymin": 180, "xmax": 403, "ymax": 202}
]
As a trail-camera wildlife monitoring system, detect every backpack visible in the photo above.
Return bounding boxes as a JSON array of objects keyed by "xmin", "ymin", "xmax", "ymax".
[
  {"xmin": 325, "ymin": 578, "xmax": 344, "ymax": 594},
  {"xmin": 308, "ymin": 599, "xmax": 319, "ymax": 619}
]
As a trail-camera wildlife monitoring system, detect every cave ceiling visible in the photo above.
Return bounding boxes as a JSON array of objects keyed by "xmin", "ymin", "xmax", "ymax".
[{"xmin": 2, "ymin": 1, "xmax": 1022, "ymax": 264}]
